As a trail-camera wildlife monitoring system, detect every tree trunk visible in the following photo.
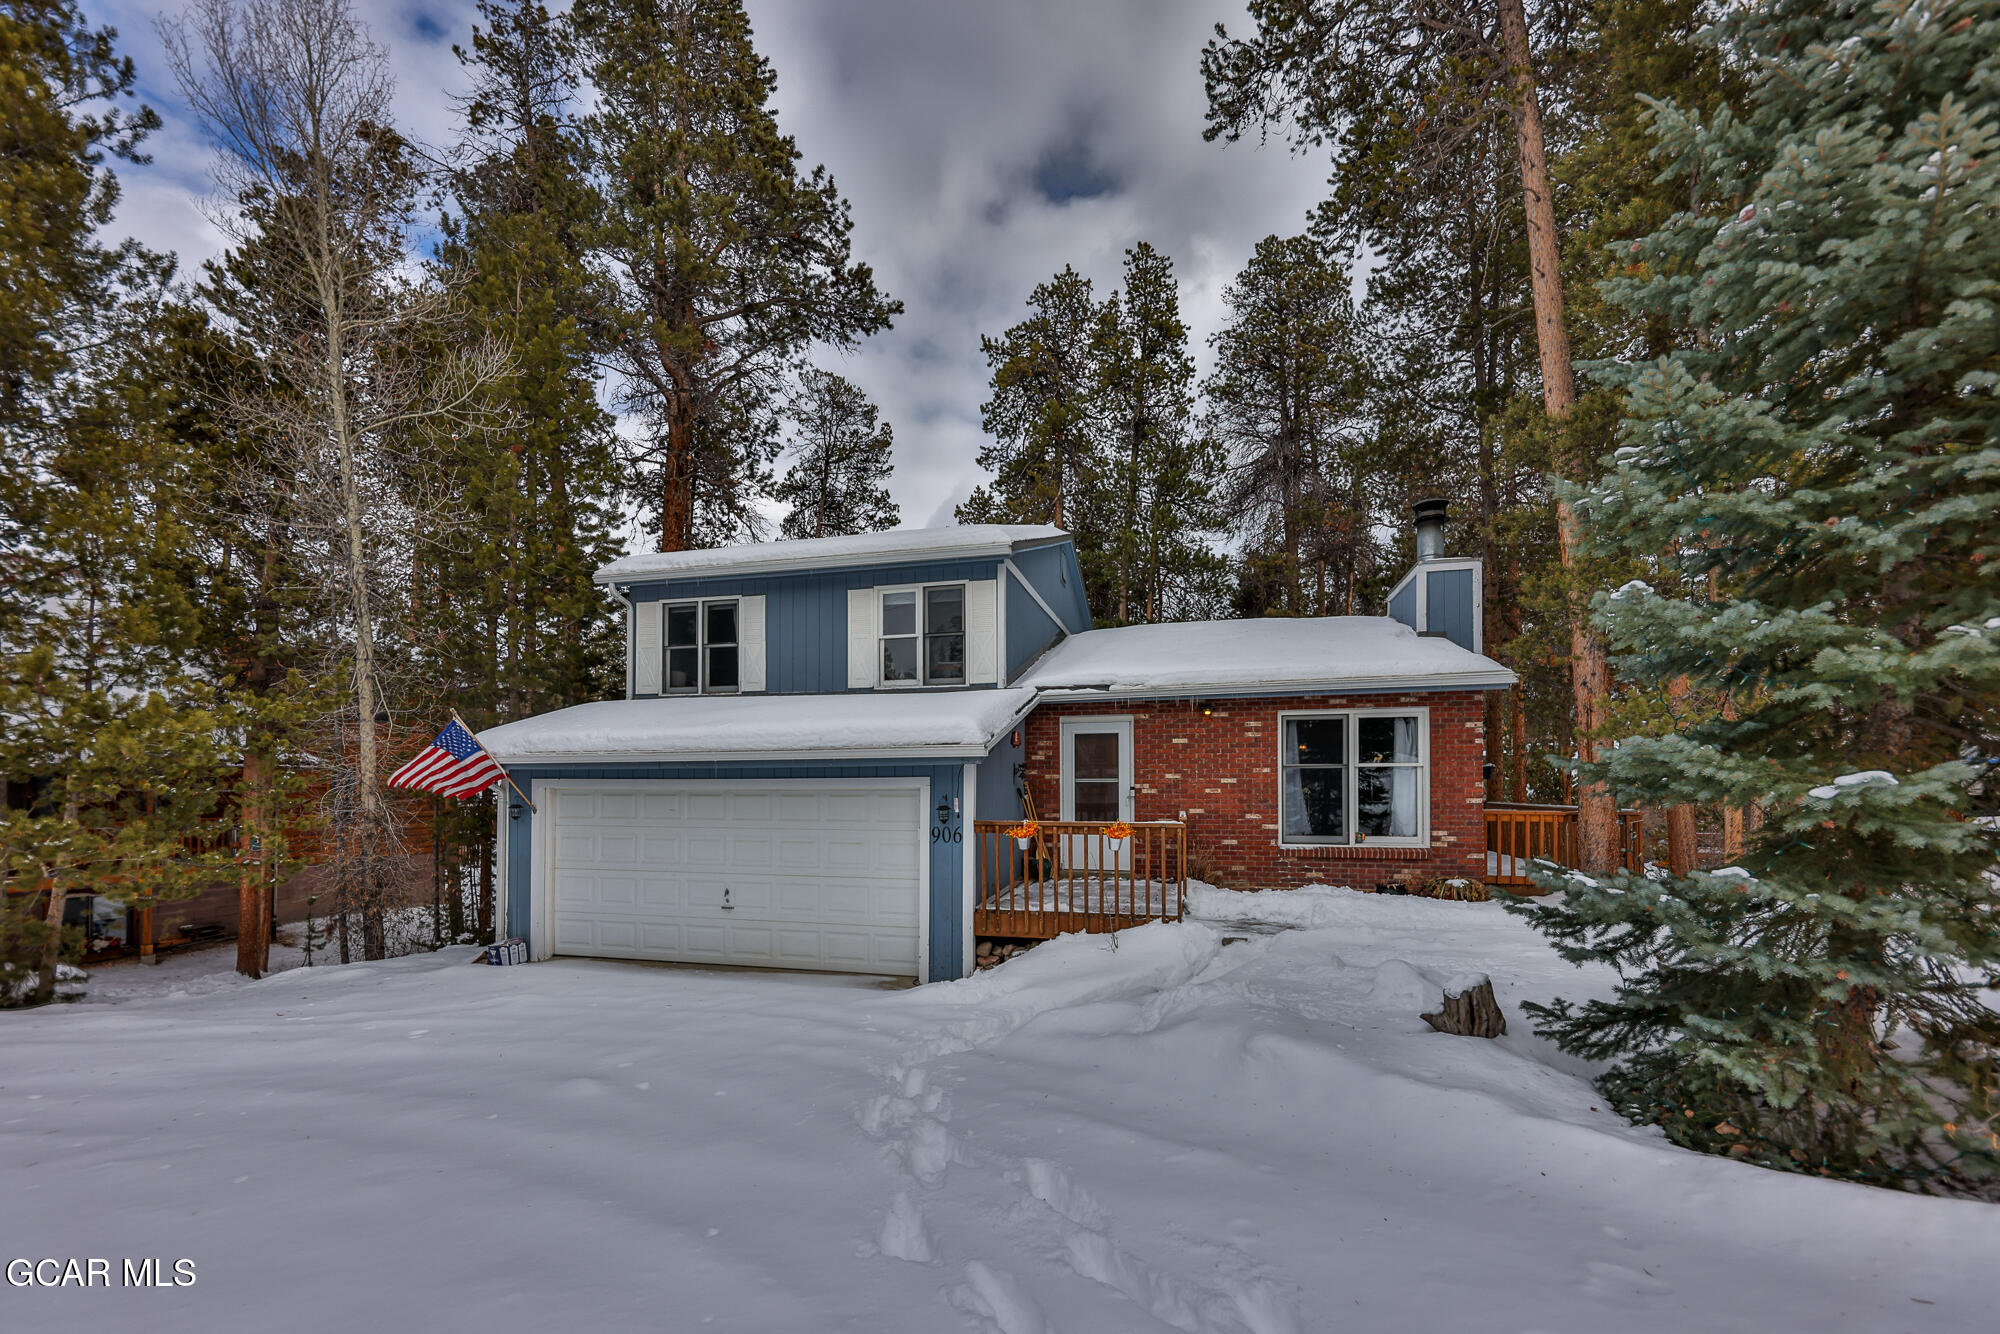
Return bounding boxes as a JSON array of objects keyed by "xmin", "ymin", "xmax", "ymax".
[
  {"xmin": 33, "ymin": 791, "xmax": 81, "ymax": 1004},
  {"xmin": 1719, "ymin": 691, "xmax": 1746, "ymax": 859},
  {"xmin": 1664, "ymin": 675, "xmax": 1698, "ymax": 876},
  {"xmin": 1495, "ymin": 0, "xmax": 1617, "ymax": 871},
  {"xmin": 1422, "ymin": 976, "xmax": 1507, "ymax": 1038},
  {"xmin": 33, "ymin": 876, "xmax": 66, "ymax": 1006},
  {"xmin": 236, "ymin": 750, "xmax": 272, "ymax": 977}
]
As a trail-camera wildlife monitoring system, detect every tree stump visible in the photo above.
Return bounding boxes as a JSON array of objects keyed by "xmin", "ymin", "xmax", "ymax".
[{"xmin": 1422, "ymin": 976, "xmax": 1507, "ymax": 1038}]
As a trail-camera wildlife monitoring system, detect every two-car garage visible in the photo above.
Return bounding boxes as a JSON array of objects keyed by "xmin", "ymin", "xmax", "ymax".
[
  {"xmin": 485, "ymin": 689, "xmax": 1041, "ymax": 982},
  {"xmin": 535, "ymin": 781, "xmax": 927, "ymax": 977}
]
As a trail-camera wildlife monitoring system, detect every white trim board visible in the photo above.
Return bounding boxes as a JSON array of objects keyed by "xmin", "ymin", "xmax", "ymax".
[{"xmin": 1274, "ymin": 705, "xmax": 1432, "ymax": 850}]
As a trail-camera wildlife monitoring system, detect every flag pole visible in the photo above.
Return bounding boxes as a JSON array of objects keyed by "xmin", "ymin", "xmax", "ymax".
[{"xmin": 451, "ymin": 708, "xmax": 536, "ymax": 813}]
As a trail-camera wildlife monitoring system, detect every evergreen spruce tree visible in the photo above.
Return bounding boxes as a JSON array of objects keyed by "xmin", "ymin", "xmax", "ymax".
[
  {"xmin": 1514, "ymin": 0, "xmax": 2000, "ymax": 1190},
  {"xmin": 573, "ymin": 0, "xmax": 899, "ymax": 552},
  {"xmin": 421, "ymin": 0, "xmax": 624, "ymax": 940},
  {"xmin": 0, "ymin": 1, "xmax": 238, "ymax": 1001},
  {"xmin": 437, "ymin": 0, "xmax": 622, "ymax": 725},
  {"xmin": 1202, "ymin": 234, "xmax": 1375, "ymax": 618},
  {"xmin": 1093, "ymin": 243, "xmax": 1227, "ymax": 624},
  {"xmin": 773, "ymin": 368, "xmax": 898, "ymax": 540},
  {"xmin": 960, "ymin": 266, "xmax": 1113, "ymax": 607}
]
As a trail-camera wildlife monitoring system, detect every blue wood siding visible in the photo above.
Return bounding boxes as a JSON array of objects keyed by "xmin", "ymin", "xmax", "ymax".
[
  {"xmin": 1425, "ymin": 566, "xmax": 1476, "ymax": 652},
  {"xmin": 976, "ymin": 726, "xmax": 1024, "ymax": 825},
  {"xmin": 622, "ymin": 557, "xmax": 1005, "ymax": 696},
  {"xmin": 1388, "ymin": 579, "xmax": 1417, "ymax": 631},
  {"xmin": 1008, "ymin": 540, "xmax": 1091, "ymax": 632},
  {"xmin": 500, "ymin": 761, "xmax": 970, "ymax": 982},
  {"xmin": 1004, "ymin": 566, "xmax": 1065, "ymax": 680}
]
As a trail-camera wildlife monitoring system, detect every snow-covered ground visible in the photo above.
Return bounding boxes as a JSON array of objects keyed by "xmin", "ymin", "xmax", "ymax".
[{"xmin": 4, "ymin": 888, "xmax": 1994, "ymax": 1332}]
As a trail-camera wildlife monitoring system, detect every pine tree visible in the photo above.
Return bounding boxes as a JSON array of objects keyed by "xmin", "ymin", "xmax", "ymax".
[
  {"xmin": 1205, "ymin": 0, "xmax": 1624, "ymax": 867},
  {"xmin": 0, "ymin": 1, "xmax": 240, "ymax": 1002},
  {"xmin": 961, "ymin": 266, "xmax": 1111, "ymax": 600},
  {"xmin": 436, "ymin": 0, "xmax": 622, "ymax": 725},
  {"xmin": 1203, "ymin": 234, "xmax": 1375, "ymax": 618},
  {"xmin": 773, "ymin": 368, "xmax": 898, "ymax": 540},
  {"xmin": 573, "ymin": 0, "xmax": 899, "ymax": 552},
  {"xmin": 165, "ymin": 0, "xmax": 509, "ymax": 959},
  {"xmin": 1513, "ymin": 0, "xmax": 2000, "ymax": 1190},
  {"xmin": 421, "ymin": 0, "xmax": 625, "ymax": 940},
  {"xmin": 1093, "ymin": 243, "xmax": 1227, "ymax": 624}
]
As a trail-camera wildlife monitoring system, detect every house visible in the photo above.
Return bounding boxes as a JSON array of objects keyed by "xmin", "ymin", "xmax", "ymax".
[{"xmin": 479, "ymin": 510, "xmax": 1515, "ymax": 983}]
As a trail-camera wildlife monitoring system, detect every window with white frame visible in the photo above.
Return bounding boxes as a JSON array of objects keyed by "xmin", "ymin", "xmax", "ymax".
[
  {"xmin": 1279, "ymin": 710, "xmax": 1427, "ymax": 845},
  {"xmin": 879, "ymin": 584, "xmax": 965, "ymax": 686},
  {"xmin": 664, "ymin": 599, "xmax": 739, "ymax": 693}
]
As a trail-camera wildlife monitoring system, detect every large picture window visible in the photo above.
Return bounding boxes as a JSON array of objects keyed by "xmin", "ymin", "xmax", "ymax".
[
  {"xmin": 663, "ymin": 599, "xmax": 739, "ymax": 694},
  {"xmin": 1279, "ymin": 710, "xmax": 1426, "ymax": 845},
  {"xmin": 880, "ymin": 584, "xmax": 965, "ymax": 686}
]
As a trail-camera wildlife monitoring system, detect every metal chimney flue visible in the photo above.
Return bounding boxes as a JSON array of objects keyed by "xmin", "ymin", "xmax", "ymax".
[{"xmin": 1412, "ymin": 497, "xmax": 1449, "ymax": 562}]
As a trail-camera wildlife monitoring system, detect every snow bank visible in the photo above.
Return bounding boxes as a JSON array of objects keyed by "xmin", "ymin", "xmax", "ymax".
[
  {"xmin": 6, "ymin": 894, "xmax": 1995, "ymax": 1333},
  {"xmin": 1019, "ymin": 615, "xmax": 1514, "ymax": 695},
  {"xmin": 479, "ymin": 687, "xmax": 1036, "ymax": 760}
]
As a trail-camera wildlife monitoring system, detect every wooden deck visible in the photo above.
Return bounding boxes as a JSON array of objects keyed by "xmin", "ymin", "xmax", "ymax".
[
  {"xmin": 974, "ymin": 820, "xmax": 1187, "ymax": 939},
  {"xmin": 1485, "ymin": 803, "xmax": 1646, "ymax": 889}
]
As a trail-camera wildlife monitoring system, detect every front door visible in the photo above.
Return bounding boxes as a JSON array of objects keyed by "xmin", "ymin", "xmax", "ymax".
[{"xmin": 1059, "ymin": 716, "xmax": 1134, "ymax": 872}]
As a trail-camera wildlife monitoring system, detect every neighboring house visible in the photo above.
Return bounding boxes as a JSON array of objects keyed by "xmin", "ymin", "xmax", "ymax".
[{"xmin": 480, "ymin": 513, "xmax": 1515, "ymax": 983}]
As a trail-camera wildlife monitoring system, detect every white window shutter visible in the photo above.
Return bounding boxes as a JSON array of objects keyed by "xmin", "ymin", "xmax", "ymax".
[
  {"xmin": 633, "ymin": 600, "xmax": 662, "ymax": 696},
  {"xmin": 966, "ymin": 579, "xmax": 998, "ymax": 684},
  {"xmin": 846, "ymin": 587, "xmax": 878, "ymax": 688},
  {"xmin": 738, "ymin": 595, "xmax": 766, "ymax": 692}
]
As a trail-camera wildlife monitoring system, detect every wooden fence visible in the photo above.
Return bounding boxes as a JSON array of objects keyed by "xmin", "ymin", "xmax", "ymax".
[{"xmin": 974, "ymin": 820, "xmax": 1187, "ymax": 939}]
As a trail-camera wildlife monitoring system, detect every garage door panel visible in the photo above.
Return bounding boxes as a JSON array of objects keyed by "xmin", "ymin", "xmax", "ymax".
[
  {"xmin": 729, "ymin": 835, "xmax": 774, "ymax": 868},
  {"xmin": 877, "ymin": 839, "xmax": 921, "ymax": 875},
  {"xmin": 546, "ymin": 783, "xmax": 925, "ymax": 977},
  {"xmin": 639, "ymin": 833, "xmax": 683, "ymax": 865},
  {"xmin": 777, "ymin": 793, "xmax": 820, "ymax": 822},
  {"xmin": 775, "ymin": 836, "xmax": 823, "ymax": 871}
]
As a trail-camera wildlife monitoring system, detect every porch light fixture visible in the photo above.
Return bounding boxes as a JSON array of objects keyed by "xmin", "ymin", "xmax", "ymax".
[{"xmin": 1198, "ymin": 700, "xmax": 1213, "ymax": 716}]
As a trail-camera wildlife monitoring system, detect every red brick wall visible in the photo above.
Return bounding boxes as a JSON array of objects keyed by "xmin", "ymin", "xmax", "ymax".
[{"xmin": 1023, "ymin": 692, "xmax": 1490, "ymax": 890}]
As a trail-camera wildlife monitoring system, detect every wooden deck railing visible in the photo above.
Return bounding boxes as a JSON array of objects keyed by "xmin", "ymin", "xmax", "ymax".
[
  {"xmin": 975, "ymin": 820, "xmax": 1187, "ymax": 939},
  {"xmin": 1485, "ymin": 803, "xmax": 1646, "ymax": 889}
]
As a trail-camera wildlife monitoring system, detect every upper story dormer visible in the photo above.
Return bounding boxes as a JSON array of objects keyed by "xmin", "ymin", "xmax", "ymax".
[{"xmin": 594, "ymin": 526, "xmax": 1092, "ymax": 698}]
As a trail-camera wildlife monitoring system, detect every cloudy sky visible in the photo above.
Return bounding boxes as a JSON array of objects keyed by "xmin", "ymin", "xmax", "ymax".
[{"xmin": 95, "ymin": 0, "xmax": 1330, "ymax": 535}]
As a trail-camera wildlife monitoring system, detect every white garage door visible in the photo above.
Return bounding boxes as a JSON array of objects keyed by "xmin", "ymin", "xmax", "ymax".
[{"xmin": 543, "ymin": 782, "xmax": 924, "ymax": 976}]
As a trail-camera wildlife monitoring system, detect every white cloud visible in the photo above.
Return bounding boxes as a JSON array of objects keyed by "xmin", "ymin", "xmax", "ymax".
[{"xmin": 97, "ymin": 0, "xmax": 1325, "ymax": 541}]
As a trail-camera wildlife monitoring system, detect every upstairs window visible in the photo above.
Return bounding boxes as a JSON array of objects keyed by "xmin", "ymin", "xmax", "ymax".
[
  {"xmin": 664, "ymin": 598, "xmax": 738, "ymax": 694},
  {"xmin": 880, "ymin": 584, "xmax": 966, "ymax": 686},
  {"xmin": 1279, "ymin": 710, "xmax": 1426, "ymax": 845}
]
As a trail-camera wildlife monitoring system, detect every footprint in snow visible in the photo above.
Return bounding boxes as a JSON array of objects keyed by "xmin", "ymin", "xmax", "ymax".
[
  {"xmin": 948, "ymin": 1261, "xmax": 1055, "ymax": 1334},
  {"xmin": 1578, "ymin": 1259, "xmax": 1671, "ymax": 1300},
  {"xmin": 877, "ymin": 1191, "xmax": 935, "ymax": 1264}
]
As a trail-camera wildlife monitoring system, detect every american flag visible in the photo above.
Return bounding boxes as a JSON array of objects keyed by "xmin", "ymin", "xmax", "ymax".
[{"xmin": 388, "ymin": 718, "xmax": 510, "ymax": 799}]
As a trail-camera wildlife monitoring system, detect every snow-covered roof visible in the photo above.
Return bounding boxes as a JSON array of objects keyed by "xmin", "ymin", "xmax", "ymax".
[
  {"xmin": 479, "ymin": 688, "xmax": 1039, "ymax": 763},
  {"xmin": 594, "ymin": 525, "xmax": 1068, "ymax": 586},
  {"xmin": 1017, "ymin": 616, "xmax": 1516, "ymax": 697}
]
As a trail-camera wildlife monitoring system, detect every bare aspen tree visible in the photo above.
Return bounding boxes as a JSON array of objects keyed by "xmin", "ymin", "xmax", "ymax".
[{"xmin": 163, "ymin": 0, "xmax": 507, "ymax": 960}]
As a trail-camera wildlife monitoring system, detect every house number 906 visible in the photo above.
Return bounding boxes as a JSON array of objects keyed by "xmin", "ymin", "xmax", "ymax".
[{"xmin": 930, "ymin": 826, "xmax": 961, "ymax": 845}]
